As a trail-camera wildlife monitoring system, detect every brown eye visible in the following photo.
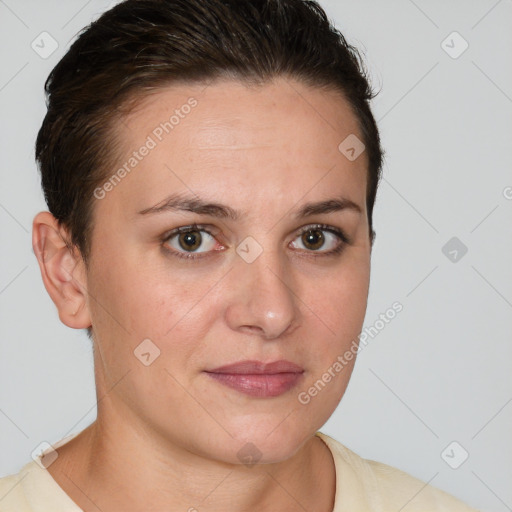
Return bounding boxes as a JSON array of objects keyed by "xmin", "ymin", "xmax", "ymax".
[
  {"xmin": 289, "ymin": 225, "xmax": 347, "ymax": 254},
  {"xmin": 301, "ymin": 229, "xmax": 325, "ymax": 250},
  {"xmin": 178, "ymin": 230, "xmax": 202, "ymax": 251},
  {"xmin": 164, "ymin": 227, "xmax": 218, "ymax": 254}
]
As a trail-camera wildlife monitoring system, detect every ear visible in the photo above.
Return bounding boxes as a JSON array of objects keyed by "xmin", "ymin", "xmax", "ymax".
[{"xmin": 32, "ymin": 211, "xmax": 92, "ymax": 330}]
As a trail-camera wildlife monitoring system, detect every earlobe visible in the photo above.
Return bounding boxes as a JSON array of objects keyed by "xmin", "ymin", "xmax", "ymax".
[{"xmin": 32, "ymin": 211, "xmax": 92, "ymax": 330}]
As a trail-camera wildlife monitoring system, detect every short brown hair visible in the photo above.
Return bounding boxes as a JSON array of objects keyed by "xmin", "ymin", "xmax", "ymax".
[{"xmin": 36, "ymin": 0, "xmax": 383, "ymax": 264}]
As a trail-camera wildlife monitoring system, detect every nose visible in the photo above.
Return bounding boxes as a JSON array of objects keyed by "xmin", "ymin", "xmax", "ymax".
[{"xmin": 224, "ymin": 247, "xmax": 299, "ymax": 340}]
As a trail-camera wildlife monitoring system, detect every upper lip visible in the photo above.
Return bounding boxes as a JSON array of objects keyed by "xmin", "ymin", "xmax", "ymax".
[{"xmin": 206, "ymin": 360, "xmax": 304, "ymax": 375}]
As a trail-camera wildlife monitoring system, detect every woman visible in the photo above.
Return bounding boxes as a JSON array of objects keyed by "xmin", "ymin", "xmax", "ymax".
[{"xmin": 0, "ymin": 0, "xmax": 478, "ymax": 510}]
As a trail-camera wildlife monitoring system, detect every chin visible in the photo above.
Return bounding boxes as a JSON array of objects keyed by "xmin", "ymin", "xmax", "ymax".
[
  {"xmin": 207, "ymin": 438, "xmax": 306, "ymax": 467},
  {"xmin": 221, "ymin": 417, "xmax": 312, "ymax": 465}
]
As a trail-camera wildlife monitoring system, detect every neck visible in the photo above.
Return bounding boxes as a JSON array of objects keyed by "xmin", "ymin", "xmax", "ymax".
[{"xmin": 47, "ymin": 415, "xmax": 336, "ymax": 512}]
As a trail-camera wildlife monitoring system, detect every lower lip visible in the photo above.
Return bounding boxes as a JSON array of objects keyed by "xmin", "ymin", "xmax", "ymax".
[{"xmin": 204, "ymin": 372, "xmax": 303, "ymax": 397}]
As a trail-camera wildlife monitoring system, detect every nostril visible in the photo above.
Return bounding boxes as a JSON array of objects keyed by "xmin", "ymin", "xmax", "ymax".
[{"xmin": 239, "ymin": 325, "xmax": 266, "ymax": 336}]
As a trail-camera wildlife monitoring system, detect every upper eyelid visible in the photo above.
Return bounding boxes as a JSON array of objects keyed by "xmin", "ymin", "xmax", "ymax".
[
  {"xmin": 162, "ymin": 223, "xmax": 218, "ymax": 241},
  {"xmin": 163, "ymin": 223, "xmax": 345, "ymax": 237},
  {"xmin": 295, "ymin": 224, "xmax": 350, "ymax": 244},
  {"xmin": 162, "ymin": 223, "xmax": 349, "ymax": 247}
]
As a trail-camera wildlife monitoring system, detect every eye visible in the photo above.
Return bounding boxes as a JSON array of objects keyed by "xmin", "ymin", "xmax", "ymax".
[
  {"xmin": 289, "ymin": 224, "xmax": 348, "ymax": 254},
  {"xmin": 163, "ymin": 224, "xmax": 222, "ymax": 258}
]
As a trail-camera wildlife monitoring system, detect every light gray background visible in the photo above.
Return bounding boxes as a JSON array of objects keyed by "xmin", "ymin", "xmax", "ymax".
[{"xmin": 1, "ymin": 1, "xmax": 511, "ymax": 510}]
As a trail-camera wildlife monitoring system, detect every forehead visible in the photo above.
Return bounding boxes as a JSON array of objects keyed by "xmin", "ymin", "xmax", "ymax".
[
  {"xmin": 123, "ymin": 77, "xmax": 362, "ymax": 144},
  {"xmin": 104, "ymin": 77, "xmax": 368, "ymax": 216}
]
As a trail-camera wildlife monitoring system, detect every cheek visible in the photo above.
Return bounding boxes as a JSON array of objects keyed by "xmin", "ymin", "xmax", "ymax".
[
  {"xmin": 296, "ymin": 265, "xmax": 369, "ymax": 422},
  {"xmin": 333, "ymin": 270, "xmax": 369, "ymax": 334},
  {"xmin": 88, "ymin": 250, "xmax": 224, "ymax": 350},
  {"xmin": 86, "ymin": 258, "xmax": 217, "ymax": 395},
  {"xmin": 309, "ymin": 259, "xmax": 369, "ymax": 337}
]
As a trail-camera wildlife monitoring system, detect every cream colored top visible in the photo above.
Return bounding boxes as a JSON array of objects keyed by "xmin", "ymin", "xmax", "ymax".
[{"xmin": 0, "ymin": 431, "xmax": 478, "ymax": 511}]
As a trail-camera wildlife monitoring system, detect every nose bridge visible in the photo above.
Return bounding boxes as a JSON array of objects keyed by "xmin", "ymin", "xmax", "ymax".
[{"xmin": 225, "ymin": 238, "xmax": 298, "ymax": 339}]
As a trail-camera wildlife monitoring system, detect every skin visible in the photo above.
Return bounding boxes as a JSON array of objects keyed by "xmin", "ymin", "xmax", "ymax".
[{"xmin": 33, "ymin": 77, "xmax": 372, "ymax": 512}]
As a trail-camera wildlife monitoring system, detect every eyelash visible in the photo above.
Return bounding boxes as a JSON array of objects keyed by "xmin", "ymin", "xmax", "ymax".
[{"xmin": 161, "ymin": 223, "xmax": 350, "ymax": 261}]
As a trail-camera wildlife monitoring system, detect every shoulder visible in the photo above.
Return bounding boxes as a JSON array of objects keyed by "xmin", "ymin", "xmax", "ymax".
[
  {"xmin": 316, "ymin": 432, "xmax": 479, "ymax": 511},
  {"xmin": 0, "ymin": 462, "xmax": 34, "ymax": 512}
]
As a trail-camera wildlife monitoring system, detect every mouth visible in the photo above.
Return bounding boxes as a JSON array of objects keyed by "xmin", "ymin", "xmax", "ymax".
[{"xmin": 204, "ymin": 360, "xmax": 305, "ymax": 398}]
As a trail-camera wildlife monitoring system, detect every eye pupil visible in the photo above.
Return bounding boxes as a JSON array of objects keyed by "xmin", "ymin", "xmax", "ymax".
[
  {"xmin": 179, "ymin": 231, "xmax": 202, "ymax": 251},
  {"xmin": 302, "ymin": 229, "xmax": 324, "ymax": 250}
]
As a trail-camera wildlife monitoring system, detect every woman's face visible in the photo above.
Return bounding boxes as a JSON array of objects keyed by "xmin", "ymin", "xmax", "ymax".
[{"xmin": 85, "ymin": 77, "xmax": 371, "ymax": 464}]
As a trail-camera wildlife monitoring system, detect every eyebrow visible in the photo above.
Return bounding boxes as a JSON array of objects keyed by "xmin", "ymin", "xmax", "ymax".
[{"xmin": 137, "ymin": 193, "xmax": 362, "ymax": 219}]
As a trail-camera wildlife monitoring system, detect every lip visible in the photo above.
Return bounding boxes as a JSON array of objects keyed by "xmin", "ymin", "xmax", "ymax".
[
  {"xmin": 204, "ymin": 360, "xmax": 304, "ymax": 397},
  {"xmin": 207, "ymin": 360, "xmax": 304, "ymax": 375}
]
